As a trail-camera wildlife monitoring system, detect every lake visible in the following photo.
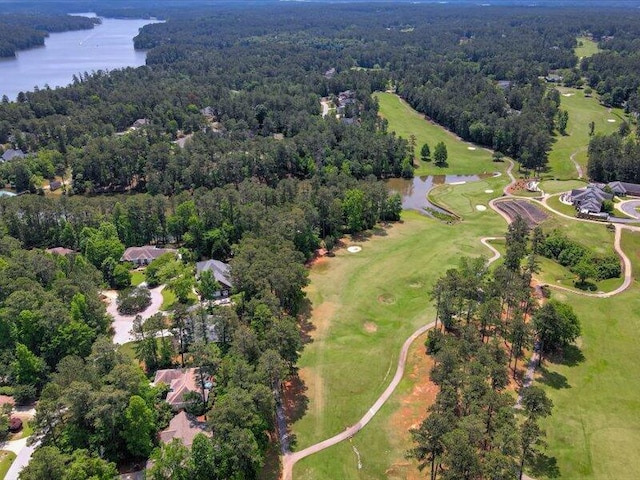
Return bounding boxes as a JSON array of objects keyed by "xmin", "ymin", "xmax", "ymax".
[{"xmin": 0, "ymin": 13, "xmax": 161, "ymax": 101}]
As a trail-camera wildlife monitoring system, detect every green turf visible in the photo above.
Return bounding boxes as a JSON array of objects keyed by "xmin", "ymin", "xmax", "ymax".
[
  {"xmin": 374, "ymin": 92, "xmax": 504, "ymax": 176},
  {"xmin": 131, "ymin": 270, "xmax": 145, "ymax": 287},
  {"xmin": 546, "ymin": 87, "xmax": 625, "ymax": 180},
  {"xmin": 539, "ymin": 180, "xmax": 586, "ymax": 195},
  {"xmin": 545, "ymin": 194, "xmax": 579, "ymax": 218},
  {"xmin": 536, "ymin": 256, "xmax": 623, "ymax": 294},
  {"xmin": 535, "ymin": 229, "xmax": 640, "ymax": 479},
  {"xmin": 160, "ymin": 288, "xmax": 196, "ymax": 311},
  {"xmin": 292, "ymin": 176, "xmax": 510, "ymax": 479},
  {"xmin": 0, "ymin": 450, "xmax": 16, "ymax": 479},
  {"xmin": 575, "ymin": 36, "xmax": 601, "ymax": 60}
]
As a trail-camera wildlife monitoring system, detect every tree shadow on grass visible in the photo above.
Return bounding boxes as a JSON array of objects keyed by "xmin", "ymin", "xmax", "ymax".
[
  {"xmin": 538, "ymin": 367, "xmax": 571, "ymax": 389},
  {"xmin": 281, "ymin": 373, "xmax": 308, "ymax": 452},
  {"xmin": 549, "ymin": 344, "xmax": 585, "ymax": 367},
  {"xmin": 574, "ymin": 280, "xmax": 597, "ymax": 291},
  {"xmin": 530, "ymin": 452, "xmax": 561, "ymax": 478},
  {"xmin": 297, "ymin": 298, "xmax": 315, "ymax": 345}
]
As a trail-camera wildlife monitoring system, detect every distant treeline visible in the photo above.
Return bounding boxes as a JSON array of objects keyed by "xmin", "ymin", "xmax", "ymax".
[{"xmin": 0, "ymin": 14, "xmax": 97, "ymax": 58}]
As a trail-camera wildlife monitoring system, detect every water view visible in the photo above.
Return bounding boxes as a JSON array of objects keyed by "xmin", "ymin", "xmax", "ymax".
[
  {"xmin": 0, "ymin": 14, "xmax": 161, "ymax": 101},
  {"xmin": 387, "ymin": 175, "xmax": 481, "ymax": 214}
]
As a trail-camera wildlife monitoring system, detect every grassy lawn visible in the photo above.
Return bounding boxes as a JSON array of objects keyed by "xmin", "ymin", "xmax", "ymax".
[
  {"xmin": 131, "ymin": 270, "xmax": 146, "ymax": 287},
  {"xmin": 0, "ymin": 450, "xmax": 16, "ymax": 479},
  {"xmin": 546, "ymin": 87, "xmax": 625, "ymax": 180},
  {"xmin": 539, "ymin": 179, "xmax": 585, "ymax": 195},
  {"xmin": 545, "ymin": 194, "xmax": 579, "ymax": 218},
  {"xmin": 535, "ymin": 256, "xmax": 623, "ymax": 294},
  {"xmin": 535, "ymin": 229, "xmax": 640, "ymax": 479},
  {"xmin": 160, "ymin": 288, "xmax": 197, "ymax": 311},
  {"xmin": 575, "ymin": 36, "xmax": 601, "ymax": 60},
  {"xmin": 292, "ymin": 175, "xmax": 509, "ymax": 479},
  {"xmin": 374, "ymin": 92, "xmax": 503, "ymax": 176}
]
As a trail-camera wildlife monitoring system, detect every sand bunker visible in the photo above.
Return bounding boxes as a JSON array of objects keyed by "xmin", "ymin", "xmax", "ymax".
[
  {"xmin": 347, "ymin": 246, "xmax": 362, "ymax": 253},
  {"xmin": 449, "ymin": 181, "xmax": 466, "ymax": 185},
  {"xmin": 562, "ymin": 93, "xmax": 574, "ymax": 97},
  {"xmin": 608, "ymin": 119, "xmax": 616, "ymax": 123},
  {"xmin": 485, "ymin": 189, "xmax": 494, "ymax": 193},
  {"xmin": 467, "ymin": 146, "xmax": 477, "ymax": 150},
  {"xmin": 476, "ymin": 205, "xmax": 487, "ymax": 211}
]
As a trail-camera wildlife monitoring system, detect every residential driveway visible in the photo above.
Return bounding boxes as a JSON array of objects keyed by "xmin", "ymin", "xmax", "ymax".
[
  {"xmin": 3, "ymin": 439, "xmax": 39, "ymax": 480},
  {"xmin": 618, "ymin": 199, "xmax": 640, "ymax": 219},
  {"xmin": 105, "ymin": 285, "xmax": 165, "ymax": 344}
]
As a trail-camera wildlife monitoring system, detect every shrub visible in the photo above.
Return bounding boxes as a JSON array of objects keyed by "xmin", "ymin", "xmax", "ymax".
[
  {"xmin": 0, "ymin": 386, "xmax": 15, "ymax": 396},
  {"xmin": 13, "ymin": 384, "xmax": 36, "ymax": 405},
  {"xmin": 594, "ymin": 254, "xmax": 622, "ymax": 280},
  {"xmin": 117, "ymin": 287, "xmax": 152, "ymax": 315}
]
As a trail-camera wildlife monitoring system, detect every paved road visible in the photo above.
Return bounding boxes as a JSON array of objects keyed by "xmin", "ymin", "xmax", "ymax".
[
  {"xmin": 3, "ymin": 439, "xmax": 39, "ymax": 480},
  {"xmin": 104, "ymin": 285, "xmax": 165, "ymax": 344},
  {"xmin": 618, "ymin": 199, "xmax": 640, "ymax": 219}
]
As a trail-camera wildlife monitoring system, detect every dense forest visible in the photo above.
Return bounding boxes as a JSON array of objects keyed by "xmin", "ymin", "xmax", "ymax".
[{"xmin": 0, "ymin": 2, "xmax": 638, "ymax": 478}]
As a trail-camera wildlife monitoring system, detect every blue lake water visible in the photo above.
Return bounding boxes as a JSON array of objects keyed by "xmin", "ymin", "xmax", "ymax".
[{"xmin": 0, "ymin": 13, "xmax": 161, "ymax": 101}]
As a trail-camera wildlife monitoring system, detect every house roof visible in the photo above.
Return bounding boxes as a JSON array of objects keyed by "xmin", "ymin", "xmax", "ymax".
[
  {"xmin": 154, "ymin": 368, "xmax": 200, "ymax": 407},
  {"xmin": 121, "ymin": 246, "xmax": 177, "ymax": 263},
  {"xmin": 196, "ymin": 259, "xmax": 232, "ymax": 288},
  {"xmin": 159, "ymin": 411, "xmax": 210, "ymax": 447},
  {"xmin": 200, "ymin": 106, "xmax": 215, "ymax": 117},
  {"xmin": 46, "ymin": 247, "xmax": 74, "ymax": 256},
  {"xmin": 132, "ymin": 118, "xmax": 150, "ymax": 128},
  {"xmin": 1, "ymin": 149, "xmax": 26, "ymax": 162},
  {"xmin": 0, "ymin": 395, "xmax": 15, "ymax": 407}
]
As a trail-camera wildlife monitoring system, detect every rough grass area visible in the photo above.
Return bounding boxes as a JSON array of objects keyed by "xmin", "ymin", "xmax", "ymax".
[
  {"xmin": 0, "ymin": 450, "xmax": 16, "ymax": 479},
  {"xmin": 546, "ymin": 87, "xmax": 625, "ymax": 180},
  {"xmin": 535, "ymin": 257, "xmax": 622, "ymax": 294},
  {"xmin": 374, "ymin": 92, "xmax": 503, "ymax": 176},
  {"xmin": 536, "ymin": 229, "xmax": 640, "ymax": 479}
]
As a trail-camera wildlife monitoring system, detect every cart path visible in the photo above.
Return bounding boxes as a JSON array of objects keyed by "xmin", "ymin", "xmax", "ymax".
[
  {"xmin": 281, "ymin": 235, "xmax": 506, "ymax": 480},
  {"xmin": 568, "ymin": 147, "xmax": 586, "ymax": 179}
]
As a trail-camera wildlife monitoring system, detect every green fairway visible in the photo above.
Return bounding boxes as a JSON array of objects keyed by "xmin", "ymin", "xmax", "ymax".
[
  {"xmin": 539, "ymin": 180, "xmax": 585, "ymax": 195},
  {"xmin": 292, "ymin": 176, "xmax": 509, "ymax": 479},
  {"xmin": 575, "ymin": 36, "xmax": 601, "ymax": 59},
  {"xmin": 536, "ymin": 229, "xmax": 640, "ymax": 479},
  {"xmin": 546, "ymin": 87, "xmax": 625, "ymax": 180},
  {"xmin": 374, "ymin": 92, "xmax": 502, "ymax": 176}
]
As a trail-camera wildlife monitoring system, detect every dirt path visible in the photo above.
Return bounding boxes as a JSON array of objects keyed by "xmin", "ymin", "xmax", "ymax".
[{"xmin": 569, "ymin": 148, "xmax": 585, "ymax": 179}]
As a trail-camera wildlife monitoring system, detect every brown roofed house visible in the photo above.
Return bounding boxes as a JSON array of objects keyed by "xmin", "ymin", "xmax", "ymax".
[
  {"xmin": 153, "ymin": 368, "xmax": 202, "ymax": 410},
  {"xmin": 46, "ymin": 246, "xmax": 75, "ymax": 256},
  {"xmin": 159, "ymin": 411, "xmax": 210, "ymax": 447},
  {"xmin": 121, "ymin": 245, "xmax": 177, "ymax": 266}
]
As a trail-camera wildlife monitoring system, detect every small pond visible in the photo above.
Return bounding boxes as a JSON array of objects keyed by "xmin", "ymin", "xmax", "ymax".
[
  {"xmin": 387, "ymin": 175, "xmax": 481, "ymax": 215},
  {"xmin": 0, "ymin": 190, "xmax": 17, "ymax": 197}
]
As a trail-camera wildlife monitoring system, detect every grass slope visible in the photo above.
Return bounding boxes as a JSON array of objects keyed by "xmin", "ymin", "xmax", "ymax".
[
  {"xmin": 374, "ymin": 92, "xmax": 501, "ymax": 176},
  {"xmin": 546, "ymin": 87, "xmax": 624, "ymax": 180},
  {"xmin": 536, "ymin": 229, "xmax": 640, "ymax": 479},
  {"xmin": 0, "ymin": 450, "xmax": 16, "ymax": 479},
  {"xmin": 575, "ymin": 36, "xmax": 601, "ymax": 60}
]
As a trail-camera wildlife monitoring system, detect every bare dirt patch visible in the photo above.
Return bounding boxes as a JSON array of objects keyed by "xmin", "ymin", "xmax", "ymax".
[
  {"xmin": 364, "ymin": 321, "xmax": 378, "ymax": 333},
  {"xmin": 386, "ymin": 332, "xmax": 438, "ymax": 479},
  {"xmin": 311, "ymin": 302, "xmax": 337, "ymax": 340},
  {"xmin": 299, "ymin": 366, "xmax": 325, "ymax": 419}
]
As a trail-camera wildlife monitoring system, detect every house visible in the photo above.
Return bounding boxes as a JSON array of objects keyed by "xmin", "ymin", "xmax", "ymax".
[
  {"xmin": 323, "ymin": 67, "xmax": 336, "ymax": 79},
  {"xmin": 46, "ymin": 246, "xmax": 75, "ymax": 256},
  {"xmin": 159, "ymin": 411, "xmax": 210, "ymax": 447},
  {"xmin": 497, "ymin": 80, "xmax": 512, "ymax": 90},
  {"xmin": 0, "ymin": 395, "xmax": 15, "ymax": 408},
  {"xmin": 153, "ymin": 368, "xmax": 205, "ymax": 410},
  {"xmin": 545, "ymin": 74, "xmax": 563, "ymax": 83},
  {"xmin": 200, "ymin": 106, "xmax": 215, "ymax": 118},
  {"xmin": 569, "ymin": 184, "xmax": 613, "ymax": 213},
  {"xmin": 131, "ymin": 118, "xmax": 150, "ymax": 129},
  {"xmin": 1, "ymin": 149, "xmax": 26, "ymax": 162},
  {"xmin": 195, "ymin": 259, "xmax": 233, "ymax": 297},
  {"xmin": 608, "ymin": 181, "xmax": 640, "ymax": 197},
  {"xmin": 120, "ymin": 245, "xmax": 177, "ymax": 266},
  {"xmin": 49, "ymin": 180, "xmax": 62, "ymax": 191}
]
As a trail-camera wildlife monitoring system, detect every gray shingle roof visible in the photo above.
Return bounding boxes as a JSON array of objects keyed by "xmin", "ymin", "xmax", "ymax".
[{"xmin": 196, "ymin": 259, "xmax": 232, "ymax": 288}]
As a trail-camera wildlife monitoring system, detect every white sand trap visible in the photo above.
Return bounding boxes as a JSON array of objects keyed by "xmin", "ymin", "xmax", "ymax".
[
  {"xmin": 562, "ymin": 93, "xmax": 574, "ymax": 97},
  {"xmin": 347, "ymin": 246, "xmax": 362, "ymax": 253},
  {"xmin": 449, "ymin": 181, "xmax": 466, "ymax": 185},
  {"xmin": 476, "ymin": 205, "xmax": 487, "ymax": 211},
  {"xmin": 608, "ymin": 119, "xmax": 616, "ymax": 123},
  {"xmin": 485, "ymin": 189, "xmax": 494, "ymax": 193},
  {"xmin": 467, "ymin": 146, "xmax": 477, "ymax": 150}
]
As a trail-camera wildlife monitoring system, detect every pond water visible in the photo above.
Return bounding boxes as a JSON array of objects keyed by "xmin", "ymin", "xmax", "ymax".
[
  {"xmin": 387, "ymin": 175, "xmax": 481, "ymax": 215},
  {"xmin": 0, "ymin": 13, "xmax": 161, "ymax": 100},
  {"xmin": 0, "ymin": 190, "xmax": 17, "ymax": 197}
]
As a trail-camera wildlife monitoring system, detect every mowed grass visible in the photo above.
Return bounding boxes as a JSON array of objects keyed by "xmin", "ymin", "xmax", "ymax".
[
  {"xmin": 292, "ymin": 176, "xmax": 509, "ymax": 479},
  {"xmin": 131, "ymin": 270, "xmax": 145, "ymax": 287},
  {"xmin": 546, "ymin": 87, "xmax": 625, "ymax": 180},
  {"xmin": 536, "ymin": 229, "xmax": 640, "ymax": 479},
  {"xmin": 374, "ymin": 92, "xmax": 502, "ymax": 176}
]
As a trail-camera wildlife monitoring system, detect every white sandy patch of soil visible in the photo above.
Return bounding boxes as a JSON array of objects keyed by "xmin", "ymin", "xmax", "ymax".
[
  {"xmin": 485, "ymin": 189, "xmax": 494, "ymax": 193},
  {"xmin": 607, "ymin": 119, "xmax": 616, "ymax": 123},
  {"xmin": 347, "ymin": 246, "xmax": 362, "ymax": 253},
  {"xmin": 476, "ymin": 205, "xmax": 487, "ymax": 211},
  {"xmin": 467, "ymin": 146, "xmax": 477, "ymax": 150}
]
